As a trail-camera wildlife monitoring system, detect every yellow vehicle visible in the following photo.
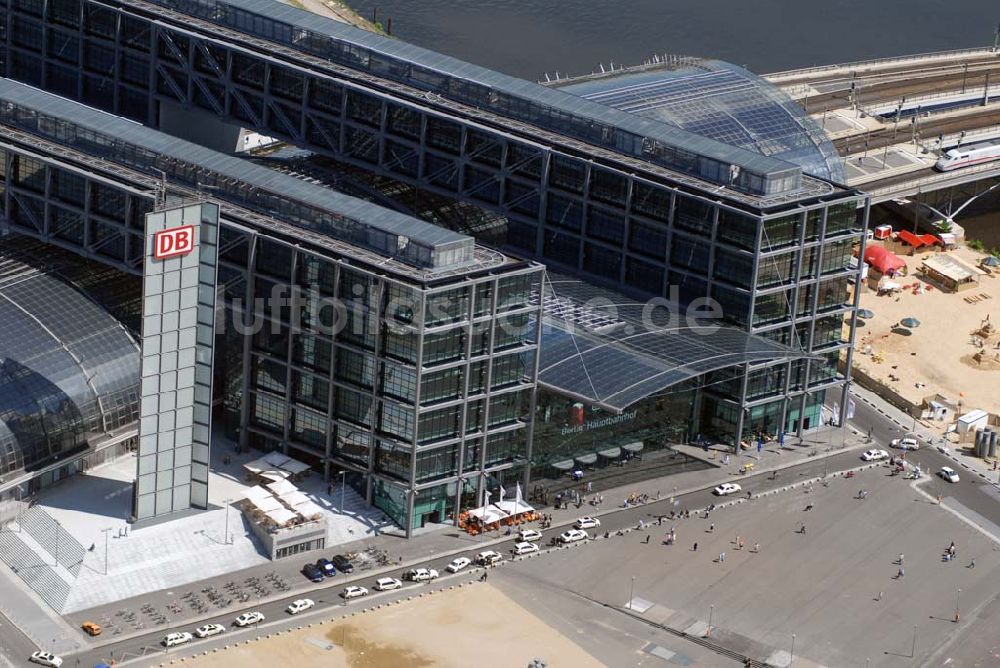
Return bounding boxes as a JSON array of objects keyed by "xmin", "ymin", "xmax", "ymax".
[
  {"xmin": 81, "ymin": 621, "xmax": 102, "ymax": 636},
  {"xmin": 739, "ymin": 462, "xmax": 755, "ymax": 475}
]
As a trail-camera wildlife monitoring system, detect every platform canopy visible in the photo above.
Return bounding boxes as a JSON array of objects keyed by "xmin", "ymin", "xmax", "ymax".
[
  {"xmin": 265, "ymin": 507, "xmax": 297, "ymax": 526},
  {"xmin": 266, "ymin": 479, "xmax": 298, "ymax": 496},
  {"xmin": 536, "ymin": 276, "xmax": 819, "ymax": 412},
  {"xmin": 295, "ymin": 501, "xmax": 325, "ymax": 520},
  {"xmin": 280, "ymin": 490, "xmax": 311, "ymax": 507}
]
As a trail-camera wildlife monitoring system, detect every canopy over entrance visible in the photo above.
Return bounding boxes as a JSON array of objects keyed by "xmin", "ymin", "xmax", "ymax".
[{"xmin": 537, "ymin": 276, "xmax": 820, "ymax": 412}]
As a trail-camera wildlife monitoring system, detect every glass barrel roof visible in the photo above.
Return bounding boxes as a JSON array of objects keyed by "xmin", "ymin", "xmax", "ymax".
[
  {"xmin": 557, "ymin": 60, "xmax": 845, "ymax": 183},
  {"xmin": 536, "ymin": 276, "xmax": 818, "ymax": 413},
  {"xmin": 0, "ymin": 242, "xmax": 140, "ymax": 478}
]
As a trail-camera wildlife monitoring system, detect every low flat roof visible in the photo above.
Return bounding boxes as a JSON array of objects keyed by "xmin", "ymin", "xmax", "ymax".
[{"xmin": 922, "ymin": 254, "xmax": 978, "ymax": 283}]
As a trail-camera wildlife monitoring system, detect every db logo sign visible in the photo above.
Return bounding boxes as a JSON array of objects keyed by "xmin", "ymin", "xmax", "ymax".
[{"xmin": 153, "ymin": 225, "xmax": 195, "ymax": 260}]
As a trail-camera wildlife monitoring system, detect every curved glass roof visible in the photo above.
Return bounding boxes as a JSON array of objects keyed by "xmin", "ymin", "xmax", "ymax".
[
  {"xmin": 557, "ymin": 59, "xmax": 845, "ymax": 183},
  {"xmin": 0, "ymin": 242, "xmax": 140, "ymax": 478},
  {"xmin": 537, "ymin": 277, "xmax": 818, "ymax": 412}
]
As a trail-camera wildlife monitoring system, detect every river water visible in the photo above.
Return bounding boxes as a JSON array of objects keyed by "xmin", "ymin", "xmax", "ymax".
[{"xmin": 345, "ymin": 0, "xmax": 998, "ymax": 79}]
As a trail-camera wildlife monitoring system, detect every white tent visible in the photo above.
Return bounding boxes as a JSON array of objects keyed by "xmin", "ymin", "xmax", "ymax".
[
  {"xmin": 266, "ymin": 479, "xmax": 298, "ymax": 496},
  {"xmin": 466, "ymin": 505, "xmax": 507, "ymax": 524},
  {"xmin": 264, "ymin": 507, "xmax": 297, "ymax": 526},
  {"xmin": 281, "ymin": 459, "xmax": 311, "ymax": 475},
  {"xmin": 262, "ymin": 451, "xmax": 291, "ymax": 468},
  {"xmin": 280, "ymin": 490, "xmax": 310, "ymax": 508},
  {"xmin": 295, "ymin": 501, "xmax": 325, "ymax": 520},
  {"xmin": 243, "ymin": 488, "xmax": 283, "ymax": 513},
  {"xmin": 495, "ymin": 499, "xmax": 535, "ymax": 516}
]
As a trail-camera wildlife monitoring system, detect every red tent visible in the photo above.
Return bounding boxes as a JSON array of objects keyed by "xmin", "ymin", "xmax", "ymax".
[{"xmin": 864, "ymin": 246, "xmax": 906, "ymax": 274}]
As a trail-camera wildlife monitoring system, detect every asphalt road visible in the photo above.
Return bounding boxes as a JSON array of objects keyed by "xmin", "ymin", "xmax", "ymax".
[
  {"xmin": 64, "ymin": 446, "xmax": 934, "ymax": 667},
  {"xmin": 0, "ymin": 612, "xmax": 37, "ymax": 668}
]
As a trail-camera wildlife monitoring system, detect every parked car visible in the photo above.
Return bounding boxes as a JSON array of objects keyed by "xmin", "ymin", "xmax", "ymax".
[
  {"xmin": 340, "ymin": 585, "xmax": 369, "ymax": 600},
  {"xmin": 302, "ymin": 563, "xmax": 324, "ymax": 582},
  {"xmin": 80, "ymin": 621, "xmax": 102, "ymax": 636},
  {"xmin": 446, "ymin": 556, "xmax": 472, "ymax": 573},
  {"xmin": 938, "ymin": 466, "xmax": 960, "ymax": 483},
  {"xmin": 316, "ymin": 557, "xmax": 336, "ymax": 577},
  {"xmin": 233, "ymin": 611, "xmax": 264, "ymax": 627},
  {"xmin": 331, "ymin": 554, "xmax": 354, "ymax": 574},
  {"xmin": 475, "ymin": 550, "xmax": 504, "ymax": 566},
  {"xmin": 713, "ymin": 483, "xmax": 742, "ymax": 496},
  {"xmin": 891, "ymin": 437, "xmax": 919, "ymax": 450},
  {"xmin": 574, "ymin": 517, "xmax": 600, "ymax": 529},
  {"xmin": 161, "ymin": 632, "xmax": 193, "ymax": 647},
  {"xmin": 194, "ymin": 623, "xmax": 225, "ymax": 638},
  {"xmin": 558, "ymin": 529, "xmax": 589, "ymax": 544},
  {"xmin": 286, "ymin": 598, "xmax": 315, "ymax": 615},
  {"xmin": 403, "ymin": 568, "xmax": 439, "ymax": 582},
  {"xmin": 28, "ymin": 652, "xmax": 63, "ymax": 668},
  {"xmin": 860, "ymin": 449, "xmax": 889, "ymax": 461},
  {"xmin": 374, "ymin": 577, "xmax": 403, "ymax": 591},
  {"xmin": 517, "ymin": 529, "xmax": 542, "ymax": 542},
  {"xmin": 512, "ymin": 541, "xmax": 539, "ymax": 555}
]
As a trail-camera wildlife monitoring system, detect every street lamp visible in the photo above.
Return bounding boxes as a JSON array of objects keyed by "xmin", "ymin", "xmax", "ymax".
[
  {"xmin": 627, "ymin": 576, "xmax": 636, "ymax": 610},
  {"xmin": 224, "ymin": 498, "xmax": 232, "ymax": 545},
  {"xmin": 790, "ymin": 633, "xmax": 796, "ymax": 665},
  {"xmin": 955, "ymin": 588, "xmax": 961, "ymax": 623},
  {"xmin": 101, "ymin": 527, "xmax": 113, "ymax": 575},
  {"xmin": 339, "ymin": 470, "xmax": 348, "ymax": 517},
  {"xmin": 708, "ymin": 604, "xmax": 714, "ymax": 637}
]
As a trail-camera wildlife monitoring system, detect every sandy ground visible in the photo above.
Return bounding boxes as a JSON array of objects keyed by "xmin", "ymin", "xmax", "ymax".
[
  {"xmin": 185, "ymin": 584, "xmax": 603, "ymax": 668},
  {"xmin": 852, "ymin": 244, "xmax": 1000, "ymax": 421}
]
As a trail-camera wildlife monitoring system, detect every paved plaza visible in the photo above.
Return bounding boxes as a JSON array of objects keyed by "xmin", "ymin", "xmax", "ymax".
[
  {"xmin": 497, "ymin": 466, "xmax": 1000, "ymax": 667},
  {"xmin": 5, "ymin": 432, "xmax": 392, "ymax": 614}
]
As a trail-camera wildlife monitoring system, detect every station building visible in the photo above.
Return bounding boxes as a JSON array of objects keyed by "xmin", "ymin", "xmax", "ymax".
[{"xmin": 0, "ymin": 0, "xmax": 868, "ymax": 535}]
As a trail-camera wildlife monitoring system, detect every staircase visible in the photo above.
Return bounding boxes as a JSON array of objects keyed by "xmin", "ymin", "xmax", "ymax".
[
  {"xmin": 18, "ymin": 507, "xmax": 87, "ymax": 576},
  {"xmin": 0, "ymin": 531, "xmax": 71, "ymax": 612}
]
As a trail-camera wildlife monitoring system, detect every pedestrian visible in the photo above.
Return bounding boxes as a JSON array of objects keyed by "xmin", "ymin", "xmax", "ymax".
[
  {"xmin": 876, "ymin": 591, "xmax": 883, "ymax": 601},
  {"xmin": 586, "ymin": 481, "xmax": 592, "ymax": 493},
  {"xmin": 738, "ymin": 537, "xmax": 745, "ymax": 550},
  {"xmin": 746, "ymin": 490, "xmax": 752, "ymax": 500},
  {"xmin": 720, "ymin": 551, "xmax": 726, "ymax": 563},
  {"xmin": 117, "ymin": 528, "xmax": 122, "ymax": 539},
  {"xmin": 969, "ymin": 558, "xmax": 976, "ymax": 568},
  {"xmin": 752, "ymin": 542, "xmax": 759, "ymax": 553},
  {"xmin": 124, "ymin": 525, "xmax": 129, "ymax": 536},
  {"xmin": 657, "ymin": 517, "xmax": 663, "ymax": 526},
  {"xmin": 800, "ymin": 524, "xmax": 806, "ymax": 534},
  {"xmin": 480, "ymin": 571, "xmax": 488, "ymax": 582},
  {"xmin": 735, "ymin": 535, "xmax": 742, "ymax": 549},
  {"xmin": 897, "ymin": 554, "xmax": 904, "ymax": 565},
  {"xmin": 896, "ymin": 567, "xmax": 904, "ymax": 578},
  {"xmin": 656, "ymin": 490, "xmax": 661, "ymax": 500},
  {"xmin": 644, "ymin": 535, "xmax": 650, "ymax": 544},
  {"xmin": 709, "ymin": 523, "xmax": 715, "ymax": 533},
  {"xmin": 693, "ymin": 542, "xmax": 698, "ymax": 552}
]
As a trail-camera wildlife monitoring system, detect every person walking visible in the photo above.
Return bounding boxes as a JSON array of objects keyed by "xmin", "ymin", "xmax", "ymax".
[
  {"xmin": 969, "ymin": 558, "xmax": 976, "ymax": 569},
  {"xmin": 896, "ymin": 567, "xmax": 905, "ymax": 579},
  {"xmin": 800, "ymin": 524, "xmax": 806, "ymax": 534},
  {"xmin": 644, "ymin": 535, "xmax": 650, "ymax": 544},
  {"xmin": 693, "ymin": 542, "xmax": 698, "ymax": 552},
  {"xmin": 752, "ymin": 542, "xmax": 759, "ymax": 553},
  {"xmin": 897, "ymin": 554, "xmax": 904, "ymax": 565},
  {"xmin": 719, "ymin": 551, "xmax": 726, "ymax": 563},
  {"xmin": 708, "ymin": 523, "xmax": 715, "ymax": 533}
]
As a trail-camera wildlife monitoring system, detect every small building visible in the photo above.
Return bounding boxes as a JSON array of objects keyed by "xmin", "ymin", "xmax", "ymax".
[
  {"xmin": 956, "ymin": 409, "xmax": 989, "ymax": 434},
  {"xmin": 918, "ymin": 254, "xmax": 980, "ymax": 292}
]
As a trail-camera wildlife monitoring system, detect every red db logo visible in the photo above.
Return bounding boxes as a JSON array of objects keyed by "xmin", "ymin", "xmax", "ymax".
[{"xmin": 153, "ymin": 225, "xmax": 195, "ymax": 260}]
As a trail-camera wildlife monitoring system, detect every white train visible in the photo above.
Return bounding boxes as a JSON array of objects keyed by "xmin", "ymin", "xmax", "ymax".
[{"xmin": 934, "ymin": 142, "xmax": 1000, "ymax": 172}]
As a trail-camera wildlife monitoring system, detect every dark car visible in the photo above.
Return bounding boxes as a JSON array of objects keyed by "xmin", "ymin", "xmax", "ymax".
[
  {"xmin": 302, "ymin": 563, "xmax": 324, "ymax": 583},
  {"xmin": 316, "ymin": 558, "xmax": 336, "ymax": 577},
  {"xmin": 331, "ymin": 554, "xmax": 354, "ymax": 574}
]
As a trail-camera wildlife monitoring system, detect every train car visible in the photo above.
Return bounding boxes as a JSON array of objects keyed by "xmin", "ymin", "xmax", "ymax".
[{"xmin": 934, "ymin": 142, "xmax": 1000, "ymax": 172}]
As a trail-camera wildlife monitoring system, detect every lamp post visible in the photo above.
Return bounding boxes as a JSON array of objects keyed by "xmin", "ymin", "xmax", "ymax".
[
  {"xmin": 790, "ymin": 633, "xmax": 796, "ymax": 665},
  {"xmin": 955, "ymin": 588, "xmax": 961, "ymax": 623},
  {"xmin": 627, "ymin": 576, "xmax": 636, "ymax": 610},
  {"xmin": 101, "ymin": 527, "xmax": 113, "ymax": 575},
  {"xmin": 339, "ymin": 470, "xmax": 348, "ymax": 517},
  {"xmin": 911, "ymin": 624, "xmax": 917, "ymax": 658},
  {"xmin": 224, "ymin": 498, "xmax": 232, "ymax": 545},
  {"xmin": 708, "ymin": 605, "xmax": 714, "ymax": 636}
]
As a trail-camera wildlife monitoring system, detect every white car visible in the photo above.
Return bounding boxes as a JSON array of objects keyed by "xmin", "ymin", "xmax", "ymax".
[
  {"xmin": 233, "ymin": 611, "xmax": 265, "ymax": 627},
  {"xmin": 446, "ymin": 556, "xmax": 472, "ymax": 573},
  {"xmin": 938, "ymin": 466, "xmax": 960, "ymax": 483},
  {"xmin": 713, "ymin": 483, "xmax": 742, "ymax": 496},
  {"xmin": 286, "ymin": 598, "xmax": 315, "ymax": 615},
  {"xmin": 517, "ymin": 528, "xmax": 543, "ymax": 542},
  {"xmin": 29, "ymin": 652, "xmax": 63, "ymax": 668},
  {"xmin": 574, "ymin": 516, "xmax": 601, "ymax": 529},
  {"xmin": 891, "ymin": 437, "xmax": 919, "ymax": 450},
  {"xmin": 162, "ymin": 632, "xmax": 193, "ymax": 647},
  {"xmin": 194, "ymin": 623, "xmax": 225, "ymax": 638},
  {"xmin": 559, "ymin": 529, "xmax": 589, "ymax": 544},
  {"xmin": 341, "ymin": 585, "xmax": 369, "ymax": 600},
  {"xmin": 860, "ymin": 449, "xmax": 889, "ymax": 461},
  {"xmin": 403, "ymin": 568, "xmax": 439, "ymax": 582},
  {"xmin": 475, "ymin": 550, "xmax": 504, "ymax": 566},
  {"xmin": 374, "ymin": 577, "xmax": 403, "ymax": 591},
  {"xmin": 512, "ymin": 541, "xmax": 539, "ymax": 555}
]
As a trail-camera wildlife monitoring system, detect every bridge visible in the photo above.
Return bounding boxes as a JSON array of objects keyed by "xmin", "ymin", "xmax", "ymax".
[{"xmin": 765, "ymin": 46, "xmax": 1000, "ymax": 219}]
